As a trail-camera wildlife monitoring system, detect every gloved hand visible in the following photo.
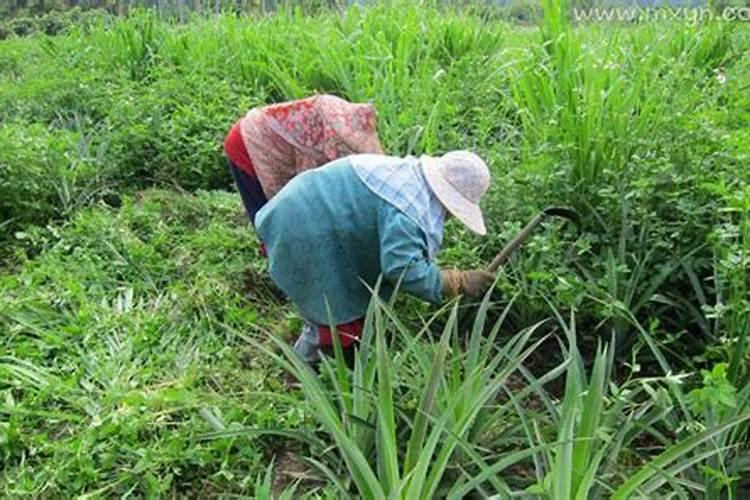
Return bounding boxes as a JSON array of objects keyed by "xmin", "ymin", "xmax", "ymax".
[
  {"xmin": 461, "ymin": 269, "xmax": 495, "ymax": 298},
  {"xmin": 441, "ymin": 269, "xmax": 495, "ymax": 299}
]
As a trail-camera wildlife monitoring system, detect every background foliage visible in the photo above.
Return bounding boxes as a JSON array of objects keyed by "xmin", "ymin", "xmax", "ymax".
[{"xmin": 1, "ymin": 1, "xmax": 749, "ymax": 497}]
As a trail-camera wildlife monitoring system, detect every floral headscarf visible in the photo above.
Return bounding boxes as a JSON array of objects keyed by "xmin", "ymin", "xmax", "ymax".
[{"xmin": 239, "ymin": 95, "xmax": 383, "ymax": 198}]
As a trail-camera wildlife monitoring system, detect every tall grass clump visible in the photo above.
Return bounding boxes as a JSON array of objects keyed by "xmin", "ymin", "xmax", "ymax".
[
  {"xmin": 510, "ymin": 1, "xmax": 737, "ymax": 191},
  {"xmin": 213, "ymin": 290, "xmax": 750, "ymax": 498}
]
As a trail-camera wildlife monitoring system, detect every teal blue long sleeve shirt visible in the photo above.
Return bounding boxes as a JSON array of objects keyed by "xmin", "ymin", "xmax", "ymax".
[{"xmin": 255, "ymin": 157, "xmax": 443, "ymax": 326}]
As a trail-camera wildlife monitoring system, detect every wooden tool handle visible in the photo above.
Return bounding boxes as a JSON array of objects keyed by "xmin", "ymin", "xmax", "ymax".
[
  {"xmin": 486, "ymin": 212, "xmax": 546, "ymax": 273},
  {"xmin": 485, "ymin": 207, "xmax": 579, "ymax": 274}
]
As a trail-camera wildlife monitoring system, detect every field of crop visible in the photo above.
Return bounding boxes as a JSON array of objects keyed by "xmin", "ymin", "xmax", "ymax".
[{"xmin": 1, "ymin": 1, "xmax": 749, "ymax": 497}]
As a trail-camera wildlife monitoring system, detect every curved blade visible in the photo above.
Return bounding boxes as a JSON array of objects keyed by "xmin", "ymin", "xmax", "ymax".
[{"xmin": 542, "ymin": 206, "xmax": 581, "ymax": 225}]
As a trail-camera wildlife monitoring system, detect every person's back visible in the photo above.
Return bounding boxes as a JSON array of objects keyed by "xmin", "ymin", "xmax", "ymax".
[{"xmin": 256, "ymin": 157, "xmax": 386, "ymax": 326}]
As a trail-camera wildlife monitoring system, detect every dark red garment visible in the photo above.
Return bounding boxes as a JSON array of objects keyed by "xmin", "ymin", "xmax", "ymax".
[
  {"xmin": 224, "ymin": 121, "xmax": 255, "ymax": 175},
  {"xmin": 318, "ymin": 319, "xmax": 364, "ymax": 348}
]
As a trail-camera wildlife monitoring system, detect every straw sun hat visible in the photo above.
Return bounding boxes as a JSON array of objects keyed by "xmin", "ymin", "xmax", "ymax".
[{"xmin": 420, "ymin": 151, "xmax": 490, "ymax": 236}]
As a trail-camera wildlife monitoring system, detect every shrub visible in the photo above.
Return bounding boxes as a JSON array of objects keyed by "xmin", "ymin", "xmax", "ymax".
[
  {"xmin": 0, "ymin": 122, "xmax": 109, "ymax": 251},
  {"xmin": 0, "ymin": 22, "xmax": 12, "ymax": 41},
  {"xmin": 9, "ymin": 17, "xmax": 37, "ymax": 37}
]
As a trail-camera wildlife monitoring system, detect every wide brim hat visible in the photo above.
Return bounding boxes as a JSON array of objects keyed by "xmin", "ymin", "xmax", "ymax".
[{"xmin": 420, "ymin": 151, "xmax": 490, "ymax": 236}]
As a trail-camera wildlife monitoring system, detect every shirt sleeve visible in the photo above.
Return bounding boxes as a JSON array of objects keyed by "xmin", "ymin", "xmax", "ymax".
[{"xmin": 378, "ymin": 203, "xmax": 443, "ymax": 304}]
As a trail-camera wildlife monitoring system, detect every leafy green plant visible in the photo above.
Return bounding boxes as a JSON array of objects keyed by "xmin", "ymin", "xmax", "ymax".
[
  {"xmin": 685, "ymin": 363, "xmax": 750, "ymax": 499},
  {"xmin": 689, "ymin": 363, "xmax": 738, "ymax": 417},
  {"xmin": 711, "ymin": 186, "xmax": 750, "ymax": 387}
]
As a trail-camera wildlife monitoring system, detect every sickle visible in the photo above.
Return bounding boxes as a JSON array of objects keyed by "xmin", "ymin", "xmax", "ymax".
[{"xmin": 486, "ymin": 206, "xmax": 580, "ymax": 273}]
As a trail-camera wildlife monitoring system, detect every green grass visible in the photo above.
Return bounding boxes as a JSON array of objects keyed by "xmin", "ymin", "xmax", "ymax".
[
  {"xmin": 1, "ymin": 1, "xmax": 750, "ymax": 497},
  {"xmin": 0, "ymin": 190, "xmax": 305, "ymax": 496}
]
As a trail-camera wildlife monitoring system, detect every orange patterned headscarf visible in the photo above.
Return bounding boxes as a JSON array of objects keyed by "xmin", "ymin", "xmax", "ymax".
[{"xmin": 239, "ymin": 95, "xmax": 383, "ymax": 198}]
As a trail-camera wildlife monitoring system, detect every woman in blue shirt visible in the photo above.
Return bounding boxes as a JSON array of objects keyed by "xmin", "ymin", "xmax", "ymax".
[{"xmin": 255, "ymin": 151, "xmax": 494, "ymax": 365}]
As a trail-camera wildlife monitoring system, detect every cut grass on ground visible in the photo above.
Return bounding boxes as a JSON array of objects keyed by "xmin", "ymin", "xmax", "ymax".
[{"xmin": 0, "ymin": 190, "xmax": 308, "ymax": 497}]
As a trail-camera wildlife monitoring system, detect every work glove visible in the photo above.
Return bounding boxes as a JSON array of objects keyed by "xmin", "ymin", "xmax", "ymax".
[{"xmin": 441, "ymin": 269, "xmax": 495, "ymax": 299}]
